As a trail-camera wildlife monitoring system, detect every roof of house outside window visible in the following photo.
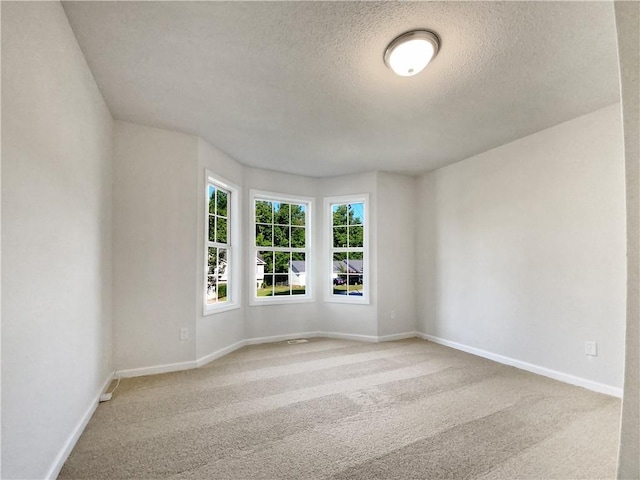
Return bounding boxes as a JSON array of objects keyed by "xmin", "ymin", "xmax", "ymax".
[
  {"xmin": 290, "ymin": 260, "xmax": 306, "ymax": 274},
  {"xmin": 332, "ymin": 259, "xmax": 363, "ymax": 274}
]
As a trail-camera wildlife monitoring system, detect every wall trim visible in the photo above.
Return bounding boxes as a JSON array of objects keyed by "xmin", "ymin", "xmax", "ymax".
[
  {"xmin": 377, "ymin": 331, "xmax": 419, "ymax": 342},
  {"xmin": 45, "ymin": 371, "xmax": 116, "ymax": 480},
  {"xmin": 417, "ymin": 333, "xmax": 623, "ymax": 398},
  {"xmin": 117, "ymin": 360, "xmax": 197, "ymax": 378},
  {"xmin": 244, "ymin": 331, "xmax": 319, "ymax": 345},
  {"xmin": 196, "ymin": 339, "xmax": 247, "ymax": 367},
  {"xmin": 319, "ymin": 331, "xmax": 380, "ymax": 342}
]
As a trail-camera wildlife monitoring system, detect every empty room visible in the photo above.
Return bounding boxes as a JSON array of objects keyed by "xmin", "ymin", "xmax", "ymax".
[{"xmin": 1, "ymin": 1, "xmax": 639, "ymax": 479}]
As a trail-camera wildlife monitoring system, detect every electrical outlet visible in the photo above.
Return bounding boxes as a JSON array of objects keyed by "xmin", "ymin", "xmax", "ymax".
[
  {"xmin": 585, "ymin": 341, "xmax": 597, "ymax": 356},
  {"xmin": 180, "ymin": 328, "xmax": 189, "ymax": 341},
  {"xmin": 390, "ymin": 310, "xmax": 396, "ymax": 319}
]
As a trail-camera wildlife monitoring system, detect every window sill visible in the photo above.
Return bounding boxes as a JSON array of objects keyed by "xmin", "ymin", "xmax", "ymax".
[
  {"xmin": 249, "ymin": 296, "xmax": 314, "ymax": 307},
  {"xmin": 323, "ymin": 295, "xmax": 370, "ymax": 305},
  {"xmin": 203, "ymin": 302, "xmax": 241, "ymax": 316}
]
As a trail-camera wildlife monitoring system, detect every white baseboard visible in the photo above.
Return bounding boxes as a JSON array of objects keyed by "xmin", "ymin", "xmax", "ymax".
[
  {"xmin": 319, "ymin": 331, "xmax": 380, "ymax": 342},
  {"xmin": 244, "ymin": 331, "xmax": 319, "ymax": 346},
  {"xmin": 196, "ymin": 339, "xmax": 247, "ymax": 367},
  {"xmin": 418, "ymin": 333, "xmax": 623, "ymax": 398},
  {"xmin": 321, "ymin": 331, "xmax": 418, "ymax": 343},
  {"xmin": 242, "ymin": 331, "xmax": 418, "ymax": 345},
  {"xmin": 378, "ymin": 331, "xmax": 419, "ymax": 342},
  {"xmin": 117, "ymin": 359, "xmax": 197, "ymax": 378},
  {"xmin": 46, "ymin": 371, "xmax": 116, "ymax": 480}
]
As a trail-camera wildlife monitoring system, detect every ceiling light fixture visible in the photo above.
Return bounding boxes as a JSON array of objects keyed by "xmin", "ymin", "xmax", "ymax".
[{"xmin": 384, "ymin": 30, "xmax": 440, "ymax": 77}]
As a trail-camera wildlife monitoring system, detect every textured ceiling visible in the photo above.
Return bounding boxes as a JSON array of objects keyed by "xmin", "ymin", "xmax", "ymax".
[{"xmin": 62, "ymin": 1, "xmax": 620, "ymax": 177}]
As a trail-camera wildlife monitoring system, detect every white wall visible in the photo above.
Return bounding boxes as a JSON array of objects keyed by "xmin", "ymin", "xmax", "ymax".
[
  {"xmin": 113, "ymin": 121, "xmax": 198, "ymax": 370},
  {"xmin": 1, "ymin": 2, "xmax": 113, "ymax": 478},
  {"xmin": 615, "ymin": 1, "xmax": 640, "ymax": 476},
  {"xmin": 196, "ymin": 139, "xmax": 245, "ymax": 359},
  {"xmin": 416, "ymin": 104, "xmax": 626, "ymax": 390},
  {"xmin": 377, "ymin": 172, "xmax": 417, "ymax": 337}
]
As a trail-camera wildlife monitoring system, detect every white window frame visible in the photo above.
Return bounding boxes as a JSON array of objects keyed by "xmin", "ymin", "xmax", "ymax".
[
  {"xmin": 324, "ymin": 194, "xmax": 370, "ymax": 304},
  {"xmin": 204, "ymin": 171, "xmax": 241, "ymax": 315},
  {"xmin": 249, "ymin": 189, "xmax": 314, "ymax": 306}
]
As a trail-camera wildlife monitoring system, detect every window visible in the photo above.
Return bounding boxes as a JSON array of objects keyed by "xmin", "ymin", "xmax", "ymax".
[
  {"xmin": 205, "ymin": 172, "xmax": 240, "ymax": 314},
  {"xmin": 325, "ymin": 195, "xmax": 369, "ymax": 303},
  {"xmin": 251, "ymin": 190, "xmax": 313, "ymax": 304}
]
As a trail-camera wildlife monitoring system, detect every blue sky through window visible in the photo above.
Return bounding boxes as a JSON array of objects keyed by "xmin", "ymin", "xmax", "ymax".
[{"xmin": 349, "ymin": 203, "xmax": 363, "ymax": 224}]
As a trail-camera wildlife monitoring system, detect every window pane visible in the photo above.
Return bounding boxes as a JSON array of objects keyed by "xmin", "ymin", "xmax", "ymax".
[
  {"xmin": 291, "ymin": 227, "xmax": 305, "ymax": 248},
  {"xmin": 256, "ymin": 201, "xmax": 273, "ymax": 224},
  {"xmin": 347, "ymin": 252, "xmax": 364, "ymax": 283},
  {"xmin": 333, "ymin": 259, "xmax": 348, "ymax": 295},
  {"xmin": 347, "ymin": 251, "xmax": 364, "ymax": 276},
  {"xmin": 333, "ymin": 252, "xmax": 347, "ymax": 291},
  {"xmin": 349, "ymin": 251, "xmax": 363, "ymax": 261},
  {"xmin": 256, "ymin": 224, "xmax": 273, "ymax": 247},
  {"xmin": 291, "ymin": 204, "xmax": 306, "ymax": 226},
  {"xmin": 217, "ymin": 217, "xmax": 228, "ymax": 244},
  {"xmin": 347, "ymin": 275, "xmax": 364, "ymax": 295},
  {"xmin": 274, "ymin": 202, "xmax": 290, "ymax": 225},
  {"xmin": 348, "ymin": 203, "xmax": 364, "ymax": 225},
  {"xmin": 348, "ymin": 225, "xmax": 363, "ymax": 248},
  {"xmin": 333, "ymin": 252, "xmax": 347, "ymax": 263},
  {"xmin": 207, "ymin": 275, "xmax": 217, "ymax": 304},
  {"xmin": 290, "ymin": 252, "xmax": 306, "ymax": 295},
  {"xmin": 218, "ymin": 248, "xmax": 228, "ymax": 278},
  {"xmin": 333, "ymin": 227, "xmax": 347, "ymax": 248},
  {"xmin": 274, "ymin": 225, "xmax": 290, "ymax": 248},
  {"xmin": 258, "ymin": 251, "xmax": 274, "ymax": 273},
  {"xmin": 209, "ymin": 215, "xmax": 216, "ymax": 242},
  {"xmin": 258, "ymin": 274, "xmax": 274, "ymax": 297},
  {"xmin": 218, "ymin": 281, "xmax": 228, "ymax": 302},
  {"xmin": 216, "ymin": 190, "xmax": 228, "ymax": 217},
  {"xmin": 348, "ymin": 252, "xmax": 364, "ymax": 295},
  {"xmin": 275, "ymin": 251, "xmax": 290, "ymax": 273},
  {"xmin": 207, "ymin": 247, "xmax": 229, "ymax": 303},
  {"xmin": 332, "ymin": 204, "xmax": 347, "ymax": 226},
  {"xmin": 208, "ymin": 247, "xmax": 217, "ymax": 274},
  {"xmin": 274, "ymin": 274, "xmax": 290, "ymax": 295},
  {"xmin": 208, "ymin": 186, "xmax": 216, "ymax": 214}
]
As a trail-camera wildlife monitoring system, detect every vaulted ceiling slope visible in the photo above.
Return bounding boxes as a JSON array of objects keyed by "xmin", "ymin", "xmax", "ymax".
[{"xmin": 62, "ymin": 1, "xmax": 620, "ymax": 177}]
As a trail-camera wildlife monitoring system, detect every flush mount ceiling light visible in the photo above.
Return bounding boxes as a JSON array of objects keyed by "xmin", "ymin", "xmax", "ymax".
[{"xmin": 384, "ymin": 30, "xmax": 440, "ymax": 77}]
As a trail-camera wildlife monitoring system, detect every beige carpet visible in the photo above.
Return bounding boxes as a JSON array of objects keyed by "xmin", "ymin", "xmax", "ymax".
[{"xmin": 59, "ymin": 338, "xmax": 621, "ymax": 479}]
